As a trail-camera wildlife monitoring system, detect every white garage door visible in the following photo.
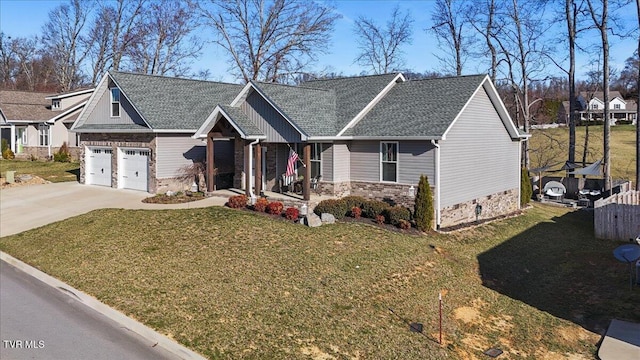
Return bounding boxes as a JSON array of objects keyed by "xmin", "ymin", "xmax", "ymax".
[
  {"xmin": 86, "ymin": 148, "xmax": 113, "ymax": 187},
  {"xmin": 119, "ymin": 149, "xmax": 149, "ymax": 191}
]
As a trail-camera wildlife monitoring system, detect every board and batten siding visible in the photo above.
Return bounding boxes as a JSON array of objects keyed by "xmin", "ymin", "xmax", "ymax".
[
  {"xmin": 241, "ymin": 91, "xmax": 302, "ymax": 143},
  {"xmin": 332, "ymin": 142, "xmax": 350, "ymax": 182},
  {"xmin": 155, "ymin": 135, "xmax": 207, "ymax": 179},
  {"xmin": 350, "ymin": 140, "xmax": 436, "ymax": 184},
  {"xmin": 82, "ymin": 83, "xmax": 147, "ymax": 127},
  {"xmin": 439, "ymin": 87, "xmax": 520, "ymax": 208}
]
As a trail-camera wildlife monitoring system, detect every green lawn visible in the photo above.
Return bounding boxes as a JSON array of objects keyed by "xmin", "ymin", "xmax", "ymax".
[
  {"xmin": 0, "ymin": 159, "xmax": 79, "ymax": 183},
  {"xmin": 529, "ymin": 124, "xmax": 637, "ymax": 181},
  {"xmin": 1, "ymin": 204, "xmax": 637, "ymax": 359}
]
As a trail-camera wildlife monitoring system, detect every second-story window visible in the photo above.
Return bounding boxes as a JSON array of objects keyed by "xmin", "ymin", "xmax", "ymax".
[
  {"xmin": 111, "ymin": 88, "xmax": 121, "ymax": 117},
  {"xmin": 52, "ymin": 99, "xmax": 60, "ymax": 109},
  {"xmin": 614, "ymin": 103, "xmax": 621, "ymax": 110},
  {"xmin": 591, "ymin": 103, "xmax": 599, "ymax": 110}
]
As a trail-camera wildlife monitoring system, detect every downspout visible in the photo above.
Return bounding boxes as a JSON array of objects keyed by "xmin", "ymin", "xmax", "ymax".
[
  {"xmin": 431, "ymin": 140, "xmax": 441, "ymax": 229},
  {"xmin": 247, "ymin": 138, "xmax": 260, "ymax": 204}
]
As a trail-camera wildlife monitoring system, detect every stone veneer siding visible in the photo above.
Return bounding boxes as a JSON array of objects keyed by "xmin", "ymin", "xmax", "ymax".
[
  {"xmin": 80, "ymin": 133, "xmax": 157, "ymax": 192},
  {"xmin": 233, "ymin": 137, "xmax": 245, "ymax": 189},
  {"xmin": 349, "ymin": 181, "xmax": 417, "ymax": 208},
  {"xmin": 18, "ymin": 146, "xmax": 81, "ymax": 161},
  {"xmin": 439, "ymin": 188, "xmax": 519, "ymax": 228}
]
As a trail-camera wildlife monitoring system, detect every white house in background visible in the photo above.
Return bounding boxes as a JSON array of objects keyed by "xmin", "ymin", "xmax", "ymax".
[
  {"xmin": 0, "ymin": 88, "xmax": 93, "ymax": 160},
  {"xmin": 559, "ymin": 91, "xmax": 637, "ymax": 125}
]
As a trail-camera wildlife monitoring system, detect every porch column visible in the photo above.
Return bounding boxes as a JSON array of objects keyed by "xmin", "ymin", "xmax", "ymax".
[
  {"xmin": 10, "ymin": 124, "xmax": 16, "ymax": 153},
  {"xmin": 303, "ymin": 143, "xmax": 311, "ymax": 201},
  {"xmin": 255, "ymin": 142, "xmax": 262, "ymax": 195},
  {"xmin": 244, "ymin": 140, "xmax": 251, "ymax": 196},
  {"xmin": 207, "ymin": 134, "xmax": 215, "ymax": 192}
]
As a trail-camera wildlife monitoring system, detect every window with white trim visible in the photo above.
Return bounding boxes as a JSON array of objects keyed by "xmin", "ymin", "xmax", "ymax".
[
  {"xmin": 38, "ymin": 124, "xmax": 49, "ymax": 146},
  {"xmin": 591, "ymin": 103, "xmax": 598, "ymax": 110},
  {"xmin": 110, "ymin": 88, "xmax": 121, "ymax": 117},
  {"xmin": 613, "ymin": 103, "xmax": 621, "ymax": 110},
  {"xmin": 380, "ymin": 142, "xmax": 398, "ymax": 182},
  {"xmin": 52, "ymin": 99, "xmax": 60, "ymax": 110},
  {"xmin": 310, "ymin": 143, "xmax": 322, "ymax": 179}
]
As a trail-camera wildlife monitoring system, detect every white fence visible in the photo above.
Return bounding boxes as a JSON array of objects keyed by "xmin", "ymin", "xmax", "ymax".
[{"xmin": 594, "ymin": 190, "xmax": 640, "ymax": 241}]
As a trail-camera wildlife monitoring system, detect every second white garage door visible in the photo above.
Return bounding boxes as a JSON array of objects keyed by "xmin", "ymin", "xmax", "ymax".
[{"xmin": 118, "ymin": 148, "xmax": 149, "ymax": 191}]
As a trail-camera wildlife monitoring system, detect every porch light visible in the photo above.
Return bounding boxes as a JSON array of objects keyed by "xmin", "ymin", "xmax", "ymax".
[{"xmin": 408, "ymin": 185, "xmax": 415, "ymax": 197}]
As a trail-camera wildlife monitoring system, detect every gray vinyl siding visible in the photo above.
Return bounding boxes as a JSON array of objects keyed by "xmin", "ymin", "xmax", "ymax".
[
  {"xmin": 398, "ymin": 141, "xmax": 435, "ymax": 184},
  {"xmin": 350, "ymin": 141, "xmax": 379, "ymax": 182},
  {"xmin": 155, "ymin": 135, "xmax": 207, "ymax": 178},
  {"xmin": 241, "ymin": 91, "xmax": 302, "ymax": 143},
  {"xmin": 82, "ymin": 85, "xmax": 147, "ymax": 127},
  {"xmin": 439, "ymin": 87, "xmax": 520, "ymax": 207},
  {"xmin": 350, "ymin": 140, "xmax": 435, "ymax": 184},
  {"xmin": 320, "ymin": 143, "xmax": 332, "ymax": 180},
  {"xmin": 59, "ymin": 92, "xmax": 91, "ymax": 109},
  {"xmin": 332, "ymin": 141, "xmax": 350, "ymax": 182}
]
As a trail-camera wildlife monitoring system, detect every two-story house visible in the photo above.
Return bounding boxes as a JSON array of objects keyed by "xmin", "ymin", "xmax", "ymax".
[{"xmin": 559, "ymin": 91, "xmax": 638, "ymax": 125}]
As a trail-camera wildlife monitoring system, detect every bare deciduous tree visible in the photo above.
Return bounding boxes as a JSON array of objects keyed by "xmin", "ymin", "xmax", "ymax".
[
  {"xmin": 429, "ymin": 0, "xmax": 476, "ymax": 76},
  {"xmin": 125, "ymin": 0, "xmax": 202, "ymax": 77},
  {"xmin": 466, "ymin": 0, "xmax": 500, "ymax": 82},
  {"xmin": 198, "ymin": 0, "xmax": 339, "ymax": 83},
  {"xmin": 41, "ymin": 0, "xmax": 92, "ymax": 91},
  {"xmin": 353, "ymin": 6, "xmax": 413, "ymax": 74}
]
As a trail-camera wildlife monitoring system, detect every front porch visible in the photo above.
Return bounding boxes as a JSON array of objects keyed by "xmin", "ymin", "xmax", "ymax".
[{"xmin": 206, "ymin": 187, "xmax": 335, "ymax": 211}]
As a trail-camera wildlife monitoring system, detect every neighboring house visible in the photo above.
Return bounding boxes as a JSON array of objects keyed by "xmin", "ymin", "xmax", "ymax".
[
  {"xmin": 0, "ymin": 89, "xmax": 93, "ymax": 160},
  {"xmin": 73, "ymin": 71, "xmax": 527, "ymax": 228},
  {"xmin": 559, "ymin": 91, "xmax": 637, "ymax": 125}
]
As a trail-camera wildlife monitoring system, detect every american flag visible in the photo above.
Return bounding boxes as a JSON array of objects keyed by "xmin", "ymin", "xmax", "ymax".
[{"xmin": 286, "ymin": 149, "xmax": 299, "ymax": 177}]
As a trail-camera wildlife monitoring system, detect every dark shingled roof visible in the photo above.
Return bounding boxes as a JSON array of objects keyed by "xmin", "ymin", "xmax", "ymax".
[
  {"xmin": 219, "ymin": 105, "xmax": 264, "ymax": 137},
  {"xmin": 72, "ymin": 123, "xmax": 153, "ymax": 132},
  {"xmin": 303, "ymin": 73, "xmax": 401, "ymax": 131},
  {"xmin": 346, "ymin": 74, "xmax": 487, "ymax": 137},
  {"xmin": 252, "ymin": 81, "xmax": 337, "ymax": 136},
  {"xmin": 110, "ymin": 71, "xmax": 244, "ymax": 130}
]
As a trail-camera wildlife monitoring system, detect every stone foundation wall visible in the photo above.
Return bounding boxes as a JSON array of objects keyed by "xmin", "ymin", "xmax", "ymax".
[
  {"xmin": 233, "ymin": 138, "xmax": 245, "ymax": 189},
  {"xmin": 80, "ymin": 133, "xmax": 157, "ymax": 192},
  {"xmin": 440, "ymin": 188, "xmax": 519, "ymax": 228},
  {"xmin": 349, "ymin": 181, "xmax": 417, "ymax": 208},
  {"xmin": 18, "ymin": 146, "xmax": 81, "ymax": 161},
  {"xmin": 156, "ymin": 177, "xmax": 195, "ymax": 194}
]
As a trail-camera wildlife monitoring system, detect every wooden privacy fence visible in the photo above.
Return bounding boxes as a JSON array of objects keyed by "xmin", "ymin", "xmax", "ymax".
[{"xmin": 594, "ymin": 190, "xmax": 640, "ymax": 241}]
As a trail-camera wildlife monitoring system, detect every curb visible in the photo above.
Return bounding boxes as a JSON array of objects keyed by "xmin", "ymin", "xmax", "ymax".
[{"xmin": 0, "ymin": 251, "xmax": 207, "ymax": 360}]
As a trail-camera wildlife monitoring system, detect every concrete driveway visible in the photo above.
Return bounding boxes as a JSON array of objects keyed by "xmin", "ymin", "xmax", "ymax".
[{"xmin": 0, "ymin": 182, "xmax": 226, "ymax": 237}]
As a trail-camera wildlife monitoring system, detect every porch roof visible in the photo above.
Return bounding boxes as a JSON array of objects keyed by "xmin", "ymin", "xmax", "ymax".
[{"xmin": 219, "ymin": 105, "xmax": 265, "ymax": 138}]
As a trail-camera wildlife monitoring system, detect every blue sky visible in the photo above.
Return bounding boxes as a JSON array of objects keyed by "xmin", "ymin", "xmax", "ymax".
[{"xmin": 0, "ymin": 0, "xmax": 637, "ymax": 83}]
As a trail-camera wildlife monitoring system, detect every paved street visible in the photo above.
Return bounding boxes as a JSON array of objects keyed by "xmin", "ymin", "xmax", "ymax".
[{"xmin": 0, "ymin": 260, "xmax": 182, "ymax": 360}]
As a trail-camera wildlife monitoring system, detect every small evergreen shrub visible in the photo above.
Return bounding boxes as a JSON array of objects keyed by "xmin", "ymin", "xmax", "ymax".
[
  {"xmin": 375, "ymin": 214, "xmax": 385, "ymax": 224},
  {"xmin": 314, "ymin": 199, "xmax": 348, "ymax": 219},
  {"xmin": 227, "ymin": 195, "xmax": 247, "ymax": 209},
  {"xmin": 520, "ymin": 167, "xmax": 532, "ymax": 206},
  {"xmin": 342, "ymin": 195, "xmax": 367, "ymax": 210},
  {"xmin": 384, "ymin": 206, "xmax": 411, "ymax": 226},
  {"xmin": 350, "ymin": 206, "xmax": 362, "ymax": 219},
  {"xmin": 362, "ymin": 200, "xmax": 390, "ymax": 219},
  {"xmin": 1, "ymin": 139, "xmax": 8, "ymax": 153},
  {"xmin": 2, "ymin": 148, "xmax": 15, "ymax": 160},
  {"xmin": 414, "ymin": 175, "xmax": 434, "ymax": 231},
  {"xmin": 266, "ymin": 201, "xmax": 284, "ymax": 215},
  {"xmin": 284, "ymin": 207, "xmax": 299, "ymax": 220},
  {"xmin": 397, "ymin": 219, "xmax": 411, "ymax": 230},
  {"xmin": 53, "ymin": 142, "xmax": 71, "ymax": 162},
  {"xmin": 253, "ymin": 197, "xmax": 269, "ymax": 212}
]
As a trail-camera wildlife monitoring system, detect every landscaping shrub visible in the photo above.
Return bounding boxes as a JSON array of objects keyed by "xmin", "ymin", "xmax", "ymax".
[
  {"xmin": 266, "ymin": 201, "xmax": 284, "ymax": 215},
  {"xmin": 1, "ymin": 139, "xmax": 8, "ymax": 153},
  {"xmin": 414, "ymin": 175, "xmax": 434, "ymax": 231},
  {"xmin": 314, "ymin": 199, "xmax": 348, "ymax": 219},
  {"xmin": 53, "ymin": 142, "xmax": 71, "ymax": 162},
  {"xmin": 362, "ymin": 200, "xmax": 390, "ymax": 219},
  {"xmin": 342, "ymin": 195, "xmax": 367, "ymax": 210},
  {"xmin": 284, "ymin": 207, "xmax": 299, "ymax": 220},
  {"xmin": 384, "ymin": 206, "xmax": 411, "ymax": 226},
  {"xmin": 375, "ymin": 214, "xmax": 385, "ymax": 224},
  {"xmin": 521, "ymin": 167, "xmax": 532, "ymax": 206},
  {"xmin": 227, "ymin": 195, "xmax": 247, "ymax": 209},
  {"xmin": 253, "ymin": 197, "xmax": 269, "ymax": 212},
  {"xmin": 350, "ymin": 206, "xmax": 362, "ymax": 219},
  {"xmin": 2, "ymin": 147, "xmax": 15, "ymax": 160},
  {"xmin": 397, "ymin": 219, "xmax": 411, "ymax": 230}
]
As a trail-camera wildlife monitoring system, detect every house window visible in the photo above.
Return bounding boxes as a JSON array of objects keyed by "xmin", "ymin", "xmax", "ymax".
[
  {"xmin": 52, "ymin": 99, "xmax": 60, "ymax": 110},
  {"xmin": 591, "ymin": 104, "xmax": 598, "ymax": 110},
  {"xmin": 614, "ymin": 103, "xmax": 621, "ymax": 110},
  {"xmin": 38, "ymin": 124, "xmax": 49, "ymax": 146},
  {"xmin": 380, "ymin": 142, "xmax": 398, "ymax": 182},
  {"xmin": 310, "ymin": 143, "xmax": 322, "ymax": 179},
  {"xmin": 111, "ymin": 88, "xmax": 121, "ymax": 117}
]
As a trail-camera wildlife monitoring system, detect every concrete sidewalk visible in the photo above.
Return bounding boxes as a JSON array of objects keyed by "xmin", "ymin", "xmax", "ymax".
[
  {"xmin": 0, "ymin": 182, "xmax": 227, "ymax": 237},
  {"xmin": 598, "ymin": 319, "xmax": 640, "ymax": 360}
]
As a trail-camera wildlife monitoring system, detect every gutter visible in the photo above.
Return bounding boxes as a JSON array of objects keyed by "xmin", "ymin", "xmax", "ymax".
[{"xmin": 431, "ymin": 139, "xmax": 441, "ymax": 229}]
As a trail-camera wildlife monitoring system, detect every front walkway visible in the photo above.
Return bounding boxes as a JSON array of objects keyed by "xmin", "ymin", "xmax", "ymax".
[{"xmin": 207, "ymin": 188, "xmax": 335, "ymax": 208}]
